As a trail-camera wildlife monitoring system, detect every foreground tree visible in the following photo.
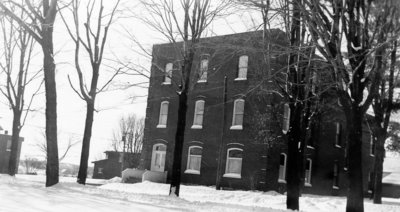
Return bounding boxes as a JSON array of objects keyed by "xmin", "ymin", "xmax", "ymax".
[
  {"xmin": 59, "ymin": 0, "xmax": 122, "ymax": 184},
  {"xmin": 139, "ymin": 0, "xmax": 230, "ymax": 196},
  {"xmin": 301, "ymin": 0, "xmax": 398, "ymax": 211},
  {"xmin": 0, "ymin": 0, "xmax": 60, "ymax": 186},
  {"xmin": 0, "ymin": 5, "xmax": 42, "ymax": 176}
]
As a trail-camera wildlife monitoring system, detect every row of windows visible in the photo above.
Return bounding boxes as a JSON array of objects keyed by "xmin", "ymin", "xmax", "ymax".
[
  {"xmin": 157, "ymin": 99, "xmax": 245, "ymax": 130},
  {"xmin": 161, "ymin": 55, "xmax": 249, "ymax": 84}
]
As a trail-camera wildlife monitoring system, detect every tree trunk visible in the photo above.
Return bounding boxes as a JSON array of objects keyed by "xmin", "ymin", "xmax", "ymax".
[
  {"xmin": 346, "ymin": 105, "xmax": 364, "ymax": 212},
  {"xmin": 42, "ymin": 29, "xmax": 59, "ymax": 187},
  {"xmin": 169, "ymin": 50, "xmax": 194, "ymax": 197},
  {"xmin": 77, "ymin": 101, "xmax": 95, "ymax": 184},
  {"xmin": 8, "ymin": 110, "xmax": 21, "ymax": 176},
  {"xmin": 373, "ymin": 130, "xmax": 385, "ymax": 204},
  {"xmin": 286, "ymin": 104, "xmax": 303, "ymax": 210}
]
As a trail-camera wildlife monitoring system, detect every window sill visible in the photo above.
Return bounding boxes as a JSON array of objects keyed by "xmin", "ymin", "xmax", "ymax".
[
  {"xmin": 184, "ymin": 170, "xmax": 200, "ymax": 175},
  {"xmin": 162, "ymin": 82, "xmax": 171, "ymax": 85},
  {"xmin": 6, "ymin": 150, "xmax": 11, "ymax": 152},
  {"xmin": 333, "ymin": 186, "xmax": 339, "ymax": 189},
  {"xmin": 304, "ymin": 183, "xmax": 312, "ymax": 187},
  {"xmin": 370, "ymin": 154, "xmax": 375, "ymax": 157},
  {"xmin": 278, "ymin": 179, "xmax": 286, "ymax": 184},
  {"xmin": 223, "ymin": 173, "xmax": 241, "ymax": 179},
  {"xmin": 335, "ymin": 144, "xmax": 341, "ymax": 148},
  {"xmin": 156, "ymin": 125, "xmax": 166, "ymax": 128},
  {"xmin": 234, "ymin": 78, "xmax": 247, "ymax": 81},
  {"xmin": 282, "ymin": 130, "xmax": 288, "ymax": 134},
  {"xmin": 307, "ymin": 146, "xmax": 315, "ymax": 150},
  {"xmin": 197, "ymin": 80, "xmax": 207, "ymax": 83},
  {"xmin": 230, "ymin": 125, "xmax": 243, "ymax": 130},
  {"xmin": 191, "ymin": 125, "xmax": 203, "ymax": 129}
]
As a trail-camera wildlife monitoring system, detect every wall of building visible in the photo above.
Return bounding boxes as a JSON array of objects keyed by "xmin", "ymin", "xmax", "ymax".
[{"xmin": 140, "ymin": 30, "xmax": 376, "ymax": 196}]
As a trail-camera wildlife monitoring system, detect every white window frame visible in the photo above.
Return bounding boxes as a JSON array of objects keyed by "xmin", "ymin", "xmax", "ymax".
[
  {"xmin": 192, "ymin": 100, "xmax": 205, "ymax": 129},
  {"xmin": 370, "ymin": 135, "xmax": 375, "ymax": 156},
  {"xmin": 223, "ymin": 148, "xmax": 243, "ymax": 179},
  {"xmin": 278, "ymin": 153, "xmax": 287, "ymax": 183},
  {"xmin": 305, "ymin": 158, "xmax": 312, "ymax": 187},
  {"xmin": 157, "ymin": 101, "xmax": 169, "ymax": 128},
  {"xmin": 235, "ymin": 55, "xmax": 248, "ymax": 80},
  {"xmin": 333, "ymin": 161, "xmax": 339, "ymax": 189},
  {"xmin": 282, "ymin": 103, "xmax": 290, "ymax": 134},
  {"xmin": 230, "ymin": 99, "xmax": 245, "ymax": 130},
  {"xmin": 163, "ymin": 63, "xmax": 173, "ymax": 85},
  {"xmin": 185, "ymin": 146, "xmax": 202, "ymax": 175},
  {"xmin": 6, "ymin": 140, "xmax": 11, "ymax": 151},
  {"xmin": 335, "ymin": 122, "xmax": 342, "ymax": 147},
  {"xmin": 198, "ymin": 58, "xmax": 208, "ymax": 83}
]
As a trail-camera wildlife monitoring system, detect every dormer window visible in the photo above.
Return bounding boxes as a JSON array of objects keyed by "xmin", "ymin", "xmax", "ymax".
[
  {"xmin": 198, "ymin": 58, "xmax": 208, "ymax": 83},
  {"xmin": 163, "ymin": 63, "xmax": 173, "ymax": 84},
  {"xmin": 236, "ymin": 55, "xmax": 248, "ymax": 80}
]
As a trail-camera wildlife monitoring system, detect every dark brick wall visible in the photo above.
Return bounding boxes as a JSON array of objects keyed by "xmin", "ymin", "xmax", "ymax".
[{"xmin": 140, "ymin": 30, "xmax": 376, "ymax": 196}]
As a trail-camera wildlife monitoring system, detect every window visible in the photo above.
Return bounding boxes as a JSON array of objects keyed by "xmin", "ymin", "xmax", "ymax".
[
  {"xmin": 6, "ymin": 140, "xmax": 11, "ymax": 151},
  {"xmin": 151, "ymin": 144, "xmax": 167, "ymax": 172},
  {"xmin": 198, "ymin": 58, "xmax": 208, "ymax": 82},
  {"xmin": 230, "ymin": 99, "xmax": 244, "ymax": 130},
  {"xmin": 370, "ymin": 135, "xmax": 375, "ymax": 156},
  {"xmin": 157, "ymin": 101, "xmax": 169, "ymax": 128},
  {"xmin": 278, "ymin": 153, "xmax": 287, "ymax": 183},
  {"xmin": 185, "ymin": 146, "xmax": 202, "ymax": 174},
  {"xmin": 333, "ymin": 161, "xmax": 339, "ymax": 189},
  {"xmin": 236, "ymin": 55, "xmax": 248, "ymax": 80},
  {"xmin": 335, "ymin": 122, "xmax": 342, "ymax": 147},
  {"xmin": 98, "ymin": 168, "xmax": 103, "ymax": 174},
  {"xmin": 305, "ymin": 158, "xmax": 312, "ymax": 186},
  {"xmin": 282, "ymin": 103, "xmax": 290, "ymax": 134},
  {"xmin": 163, "ymin": 63, "xmax": 173, "ymax": 84},
  {"xmin": 224, "ymin": 148, "xmax": 243, "ymax": 178},
  {"xmin": 192, "ymin": 100, "xmax": 205, "ymax": 129}
]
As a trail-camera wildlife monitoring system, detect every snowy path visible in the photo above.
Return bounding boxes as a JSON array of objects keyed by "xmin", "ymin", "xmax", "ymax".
[
  {"xmin": 0, "ymin": 176, "xmax": 180, "ymax": 212},
  {"xmin": 1, "ymin": 174, "xmax": 400, "ymax": 212}
]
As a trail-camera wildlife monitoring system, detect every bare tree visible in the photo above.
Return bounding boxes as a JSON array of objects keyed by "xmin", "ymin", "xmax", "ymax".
[
  {"xmin": 368, "ymin": 1, "xmax": 400, "ymax": 202},
  {"xmin": 0, "ymin": 3, "xmax": 43, "ymax": 176},
  {"xmin": 59, "ymin": 0, "xmax": 123, "ymax": 185},
  {"xmin": 111, "ymin": 114, "xmax": 144, "ymax": 170},
  {"xmin": 21, "ymin": 157, "xmax": 45, "ymax": 174},
  {"xmin": 299, "ymin": 0, "xmax": 400, "ymax": 211},
  {"xmin": 111, "ymin": 114, "xmax": 144, "ymax": 154},
  {"xmin": 0, "ymin": 0, "xmax": 60, "ymax": 187},
  {"xmin": 138, "ymin": 0, "xmax": 231, "ymax": 196}
]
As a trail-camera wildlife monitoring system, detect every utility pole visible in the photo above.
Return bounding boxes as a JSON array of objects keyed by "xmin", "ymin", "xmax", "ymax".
[{"xmin": 216, "ymin": 76, "xmax": 228, "ymax": 190}]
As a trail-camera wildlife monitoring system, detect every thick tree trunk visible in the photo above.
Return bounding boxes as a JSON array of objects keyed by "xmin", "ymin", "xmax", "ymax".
[
  {"xmin": 346, "ymin": 106, "xmax": 364, "ymax": 212},
  {"xmin": 8, "ymin": 110, "xmax": 21, "ymax": 176},
  {"xmin": 169, "ymin": 50, "xmax": 194, "ymax": 197},
  {"xmin": 77, "ymin": 101, "xmax": 95, "ymax": 184},
  {"xmin": 286, "ymin": 105, "xmax": 303, "ymax": 210},
  {"xmin": 42, "ymin": 29, "xmax": 59, "ymax": 187},
  {"xmin": 373, "ymin": 131, "xmax": 385, "ymax": 204}
]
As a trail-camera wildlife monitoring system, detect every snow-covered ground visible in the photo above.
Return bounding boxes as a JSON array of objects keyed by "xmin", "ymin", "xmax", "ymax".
[{"xmin": 1, "ymin": 174, "xmax": 400, "ymax": 212}]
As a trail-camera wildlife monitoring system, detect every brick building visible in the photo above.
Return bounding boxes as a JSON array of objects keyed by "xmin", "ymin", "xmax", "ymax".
[
  {"xmin": 0, "ymin": 130, "xmax": 24, "ymax": 174},
  {"xmin": 140, "ymin": 30, "xmax": 376, "ymax": 196}
]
